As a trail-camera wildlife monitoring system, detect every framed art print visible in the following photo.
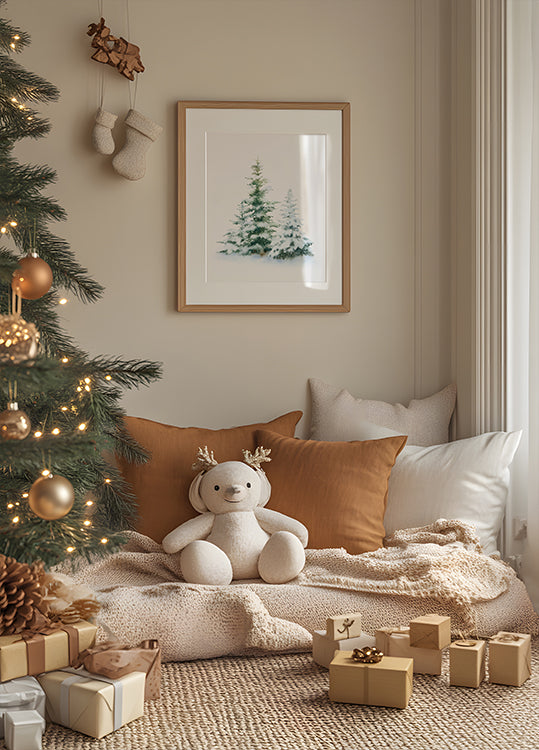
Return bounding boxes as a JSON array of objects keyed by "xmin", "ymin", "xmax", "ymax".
[{"xmin": 178, "ymin": 101, "xmax": 350, "ymax": 312}]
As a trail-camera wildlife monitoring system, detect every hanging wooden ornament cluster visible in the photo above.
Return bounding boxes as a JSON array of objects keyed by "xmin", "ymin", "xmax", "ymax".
[
  {"xmin": 87, "ymin": 17, "xmax": 144, "ymax": 81},
  {"xmin": 11, "ymin": 253, "xmax": 53, "ymax": 300},
  {"xmin": 0, "ymin": 314, "xmax": 40, "ymax": 364}
]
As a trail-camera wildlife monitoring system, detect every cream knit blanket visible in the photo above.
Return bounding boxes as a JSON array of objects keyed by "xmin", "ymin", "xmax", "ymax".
[{"xmin": 72, "ymin": 520, "xmax": 531, "ymax": 662}]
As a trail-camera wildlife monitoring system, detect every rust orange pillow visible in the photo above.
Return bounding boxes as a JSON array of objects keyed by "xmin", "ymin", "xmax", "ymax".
[
  {"xmin": 255, "ymin": 430, "xmax": 407, "ymax": 554},
  {"xmin": 119, "ymin": 411, "xmax": 302, "ymax": 543}
]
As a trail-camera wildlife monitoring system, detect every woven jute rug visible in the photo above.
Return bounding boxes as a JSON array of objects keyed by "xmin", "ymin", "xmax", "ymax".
[{"xmin": 29, "ymin": 639, "xmax": 539, "ymax": 750}]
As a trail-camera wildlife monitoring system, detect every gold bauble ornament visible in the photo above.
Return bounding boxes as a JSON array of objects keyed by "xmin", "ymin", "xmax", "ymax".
[
  {"xmin": 11, "ymin": 253, "xmax": 53, "ymax": 300},
  {"xmin": 28, "ymin": 474, "xmax": 75, "ymax": 520},
  {"xmin": 0, "ymin": 314, "xmax": 40, "ymax": 364},
  {"xmin": 0, "ymin": 402, "xmax": 31, "ymax": 440}
]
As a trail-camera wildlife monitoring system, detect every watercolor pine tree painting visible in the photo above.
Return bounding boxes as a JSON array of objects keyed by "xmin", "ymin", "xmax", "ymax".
[
  {"xmin": 219, "ymin": 159, "xmax": 312, "ymax": 261},
  {"xmin": 270, "ymin": 189, "xmax": 313, "ymax": 260}
]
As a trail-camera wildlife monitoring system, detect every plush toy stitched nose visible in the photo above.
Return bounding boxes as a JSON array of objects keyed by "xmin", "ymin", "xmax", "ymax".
[{"xmin": 225, "ymin": 485, "xmax": 243, "ymax": 496}]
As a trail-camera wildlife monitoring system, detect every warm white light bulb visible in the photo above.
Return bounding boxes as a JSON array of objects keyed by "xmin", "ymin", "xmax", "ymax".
[
  {"xmin": 41, "ymin": 469, "xmax": 50, "ymax": 477},
  {"xmin": 51, "ymin": 428, "xmax": 60, "ymax": 435},
  {"xmin": 78, "ymin": 423, "xmax": 86, "ymax": 431},
  {"xmin": 66, "ymin": 546, "xmax": 75, "ymax": 553},
  {"xmin": 100, "ymin": 537, "xmax": 109, "ymax": 544},
  {"xmin": 59, "ymin": 298, "xmax": 67, "ymax": 305},
  {"xmin": 34, "ymin": 431, "xmax": 42, "ymax": 438},
  {"xmin": 12, "ymin": 516, "xmax": 19, "ymax": 524}
]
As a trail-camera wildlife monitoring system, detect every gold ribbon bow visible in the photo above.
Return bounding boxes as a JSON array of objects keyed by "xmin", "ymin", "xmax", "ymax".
[
  {"xmin": 351, "ymin": 647, "xmax": 384, "ymax": 664},
  {"xmin": 490, "ymin": 633, "xmax": 522, "ymax": 643}
]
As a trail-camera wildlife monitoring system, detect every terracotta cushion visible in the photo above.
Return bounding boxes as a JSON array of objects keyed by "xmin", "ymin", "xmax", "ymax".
[
  {"xmin": 255, "ymin": 430, "xmax": 407, "ymax": 554},
  {"xmin": 118, "ymin": 412, "xmax": 302, "ymax": 543}
]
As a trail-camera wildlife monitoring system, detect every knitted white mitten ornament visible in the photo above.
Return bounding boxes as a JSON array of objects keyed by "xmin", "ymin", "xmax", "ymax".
[
  {"xmin": 92, "ymin": 107, "xmax": 118, "ymax": 155},
  {"xmin": 112, "ymin": 109, "xmax": 163, "ymax": 181}
]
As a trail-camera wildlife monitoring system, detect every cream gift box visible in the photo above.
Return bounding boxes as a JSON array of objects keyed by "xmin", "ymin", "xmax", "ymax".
[
  {"xmin": 409, "ymin": 614, "xmax": 451, "ymax": 650},
  {"xmin": 375, "ymin": 627, "xmax": 442, "ymax": 675},
  {"xmin": 313, "ymin": 630, "xmax": 375, "ymax": 669},
  {"xmin": 0, "ymin": 622, "xmax": 97, "ymax": 682},
  {"xmin": 4, "ymin": 710, "xmax": 45, "ymax": 750},
  {"xmin": 326, "ymin": 613, "xmax": 362, "ymax": 641},
  {"xmin": 38, "ymin": 668, "xmax": 145, "ymax": 739},
  {"xmin": 488, "ymin": 632, "xmax": 532, "ymax": 687},
  {"xmin": 329, "ymin": 651, "xmax": 413, "ymax": 709},
  {"xmin": 449, "ymin": 639, "xmax": 486, "ymax": 688},
  {"xmin": 0, "ymin": 676, "xmax": 45, "ymax": 738}
]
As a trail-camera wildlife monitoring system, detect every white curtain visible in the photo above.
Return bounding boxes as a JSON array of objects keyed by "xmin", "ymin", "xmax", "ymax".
[{"xmin": 507, "ymin": 1, "xmax": 539, "ymax": 608}]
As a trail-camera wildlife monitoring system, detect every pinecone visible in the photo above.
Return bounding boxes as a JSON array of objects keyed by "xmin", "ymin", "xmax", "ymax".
[{"xmin": 0, "ymin": 554, "xmax": 45, "ymax": 635}]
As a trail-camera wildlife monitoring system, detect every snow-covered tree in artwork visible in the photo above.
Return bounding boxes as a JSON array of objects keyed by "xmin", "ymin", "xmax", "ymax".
[
  {"xmin": 242, "ymin": 158, "xmax": 277, "ymax": 256},
  {"xmin": 270, "ymin": 189, "xmax": 313, "ymax": 260},
  {"xmin": 219, "ymin": 199, "xmax": 249, "ymax": 254}
]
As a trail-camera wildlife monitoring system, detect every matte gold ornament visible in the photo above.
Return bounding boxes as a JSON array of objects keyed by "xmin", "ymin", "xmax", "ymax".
[
  {"xmin": 11, "ymin": 252, "xmax": 53, "ymax": 300},
  {"xmin": 28, "ymin": 474, "xmax": 75, "ymax": 520},
  {"xmin": 0, "ymin": 314, "xmax": 40, "ymax": 364},
  {"xmin": 0, "ymin": 402, "xmax": 31, "ymax": 440}
]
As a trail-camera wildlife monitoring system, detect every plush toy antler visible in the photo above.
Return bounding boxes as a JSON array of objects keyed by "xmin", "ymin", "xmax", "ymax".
[
  {"xmin": 192, "ymin": 446, "xmax": 219, "ymax": 472},
  {"xmin": 243, "ymin": 446, "xmax": 272, "ymax": 470}
]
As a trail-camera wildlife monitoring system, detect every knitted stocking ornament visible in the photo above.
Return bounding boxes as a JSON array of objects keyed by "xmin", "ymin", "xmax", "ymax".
[
  {"xmin": 92, "ymin": 107, "xmax": 118, "ymax": 155},
  {"xmin": 112, "ymin": 109, "xmax": 163, "ymax": 180}
]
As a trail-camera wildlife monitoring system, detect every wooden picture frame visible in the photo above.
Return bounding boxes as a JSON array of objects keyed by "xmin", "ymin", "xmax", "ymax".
[{"xmin": 178, "ymin": 101, "xmax": 350, "ymax": 312}]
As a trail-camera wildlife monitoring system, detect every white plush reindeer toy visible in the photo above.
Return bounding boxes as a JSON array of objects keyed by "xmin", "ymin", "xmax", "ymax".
[{"xmin": 162, "ymin": 446, "xmax": 308, "ymax": 585}]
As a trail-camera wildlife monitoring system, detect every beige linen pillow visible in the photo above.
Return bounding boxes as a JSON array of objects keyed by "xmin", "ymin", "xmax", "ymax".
[{"xmin": 309, "ymin": 379, "xmax": 456, "ymax": 446}]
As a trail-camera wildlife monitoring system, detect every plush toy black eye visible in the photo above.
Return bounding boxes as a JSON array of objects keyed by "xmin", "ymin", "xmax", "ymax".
[
  {"xmin": 214, "ymin": 485, "xmax": 220, "ymax": 491},
  {"xmin": 246, "ymin": 482, "xmax": 251, "ymax": 488}
]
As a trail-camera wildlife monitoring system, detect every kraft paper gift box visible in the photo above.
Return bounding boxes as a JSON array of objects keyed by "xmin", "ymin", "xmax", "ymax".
[
  {"xmin": 409, "ymin": 614, "xmax": 451, "ymax": 650},
  {"xmin": 375, "ymin": 627, "xmax": 442, "ymax": 675},
  {"xmin": 0, "ymin": 676, "xmax": 45, "ymax": 738},
  {"xmin": 449, "ymin": 639, "xmax": 486, "ymax": 688},
  {"xmin": 313, "ymin": 630, "xmax": 375, "ymax": 669},
  {"xmin": 0, "ymin": 621, "xmax": 97, "ymax": 683},
  {"xmin": 326, "ymin": 613, "xmax": 362, "ymax": 641},
  {"xmin": 38, "ymin": 668, "xmax": 145, "ymax": 739},
  {"xmin": 4, "ymin": 709, "xmax": 45, "ymax": 750},
  {"xmin": 488, "ymin": 631, "xmax": 532, "ymax": 687},
  {"xmin": 329, "ymin": 651, "xmax": 413, "ymax": 709},
  {"xmin": 75, "ymin": 639, "xmax": 161, "ymax": 700}
]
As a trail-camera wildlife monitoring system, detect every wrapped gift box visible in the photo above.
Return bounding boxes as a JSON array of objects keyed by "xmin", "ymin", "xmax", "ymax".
[
  {"xmin": 0, "ymin": 622, "xmax": 97, "ymax": 683},
  {"xmin": 0, "ymin": 676, "xmax": 45, "ymax": 739},
  {"xmin": 313, "ymin": 630, "xmax": 375, "ymax": 669},
  {"xmin": 375, "ymin": 627, "xmax": 442, "ymax": 675},
  {"xmin": 329, "ymin": 651, "xmax": 413, "ymax": 709},
  {"xmin": 76, "ymin": 639, "xmax": 161, "ymax": 700},
  {"xmin": 449, "ymin": 639, "xmax": 486, "ymax": 688},
  {"xmin": 326, "ymin": 613, "xmax": 362, "ymax": 641},
  {"xmin": 409, "ymin": 614, "xmax": 451, "ymax": 650},
  {"xmin": 488, "ymin": 632, "xmax": 532, "ymax": 687},
  {"xmin": 4, "ymin": 709, "xmax": 45, "ymax": 750},
  {"xmin": 38, "ymin": 668, "xmax": 145, "ymax": 739}
]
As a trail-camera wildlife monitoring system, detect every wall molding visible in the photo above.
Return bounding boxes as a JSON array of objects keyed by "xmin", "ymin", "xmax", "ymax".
[
  {"xmin": 451, "ymin": 0, "xmax": 506, "ymax": 437},
  {"xmin": 473, "ymin": 0, "xmax": 507, "ymax": 434}
]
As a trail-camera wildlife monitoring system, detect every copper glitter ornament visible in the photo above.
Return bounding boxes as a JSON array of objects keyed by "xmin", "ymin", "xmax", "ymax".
[
  {"xmin": 28, "ymin": 474, "xmax": 74, "ymax": 520},
  {"xmin": 0, "ymin": 314, "xmax": 40, "ymax": 364},
  {"xmin": 0, "ymin": 402, "xmax": 31, "ymax": 440},
  {"xmin": 11, "ymin": 253, "xmax": 53, "ymax": 300}
]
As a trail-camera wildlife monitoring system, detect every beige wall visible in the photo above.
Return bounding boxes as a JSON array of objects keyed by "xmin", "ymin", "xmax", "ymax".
[{"xmin": 13, "ymin": 0, "xmax": 452, "ymax": 435}]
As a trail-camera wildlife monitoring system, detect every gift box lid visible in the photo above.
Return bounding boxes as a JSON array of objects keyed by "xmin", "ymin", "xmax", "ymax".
[
  {"xmin": 4, "ymin": 709, "xmax": 45, "ymax": 729},
  {"xmin": 330, "ymin": 651, "xmax": 413, "ymax": 672}
]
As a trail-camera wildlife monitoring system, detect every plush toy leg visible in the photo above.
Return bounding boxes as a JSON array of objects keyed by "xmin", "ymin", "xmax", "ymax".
[
  {"xmin": 180, "ymin": 540, "xmax": 233, "ymax": 585},
  {"xmin": 258, "ymin": 531, "xmax": 306, "ymax": 584}
]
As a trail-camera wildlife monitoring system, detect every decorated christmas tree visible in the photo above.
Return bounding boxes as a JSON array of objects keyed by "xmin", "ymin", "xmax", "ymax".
[
  {"xmin": 0, "ymin": 2, "xmax": 160, "ymax": 568},
  {"xmin": 270, "ymin": 189, "xmax": 313, "ymax": 260}
]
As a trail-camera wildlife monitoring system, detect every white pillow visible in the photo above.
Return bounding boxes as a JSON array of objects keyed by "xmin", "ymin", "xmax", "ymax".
[
  {"xmin": 384, "ymin": 432, "xmax": 522, "ymax": 555},
  {"xmin": 309, "ymin": 379, "xmax": 456, "ymax": 446}
]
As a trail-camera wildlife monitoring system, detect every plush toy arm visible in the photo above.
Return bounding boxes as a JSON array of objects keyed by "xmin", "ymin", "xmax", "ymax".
[
  {"xmin": 161, "ymin": 513, "xmax": 215, "ymax": 554},
  {"xmin": 255, "ymin": 507, "xmax": 308, "ymax": 548}
]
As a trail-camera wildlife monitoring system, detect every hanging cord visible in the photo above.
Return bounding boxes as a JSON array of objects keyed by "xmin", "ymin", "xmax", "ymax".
[
  {"xmin": 125, "ymin": 0, "xmax": 139, "ymax": 110},
  {"xmin": 97, "ymin": 0, "xmax": 105, "ymax": 109}
]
